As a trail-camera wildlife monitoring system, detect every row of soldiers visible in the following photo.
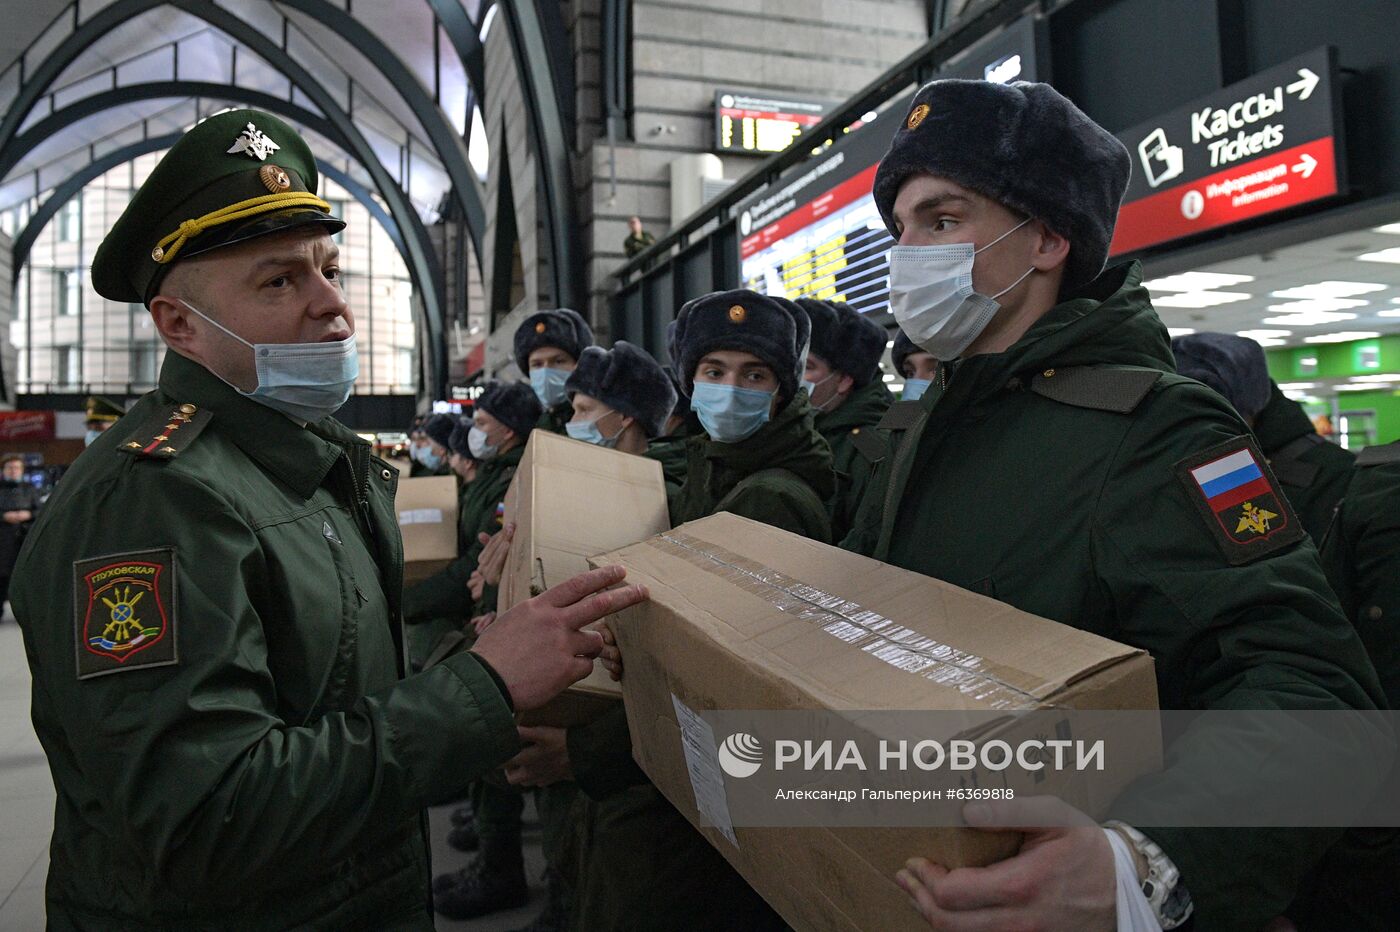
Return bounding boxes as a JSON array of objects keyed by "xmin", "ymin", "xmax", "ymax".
[
  {"xmin": 395, "ymin": 296, "xmax": 889, "ymax": 928},
  {"xmin": 13, "ymin": 83, "xmax": 1396, "ymax": 930}
]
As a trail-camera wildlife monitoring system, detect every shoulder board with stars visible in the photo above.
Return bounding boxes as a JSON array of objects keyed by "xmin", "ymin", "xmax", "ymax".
[{"xmin": 116, "ymin": 403, "xmax": 212, "ymax": 460}]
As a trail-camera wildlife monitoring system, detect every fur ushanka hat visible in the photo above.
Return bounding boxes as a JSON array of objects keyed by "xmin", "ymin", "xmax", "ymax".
[{"xmin": 872, "ymin": 79, "xmax": 1131, "ymax": 291}]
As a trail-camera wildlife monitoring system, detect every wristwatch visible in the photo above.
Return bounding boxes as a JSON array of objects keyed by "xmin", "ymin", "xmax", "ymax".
[{"xmin": 1104, "ymin": 820, "xmax": 1194, "ymax": 929}]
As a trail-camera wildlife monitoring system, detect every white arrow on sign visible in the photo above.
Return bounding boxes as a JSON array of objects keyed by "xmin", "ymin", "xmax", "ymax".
[
  {"xmin": 1292, "ymin": 152, "xmax": 1318, "ymax": 179},
  {"xmin": 1286, "ymin": 68, "xmax": 1320, "ymax": 100}
]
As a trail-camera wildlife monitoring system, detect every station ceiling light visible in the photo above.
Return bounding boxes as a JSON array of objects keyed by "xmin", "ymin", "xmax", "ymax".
[
  {"xmin": 1272, "ymin": 281, "xmax": 1387, "ymax": 299},
  {"xmin": 1144, "ymin": 271, "xmax": 1255, "ymax": 292},
  {"xmin": 1357, "ymin": 247, "xmax": 1400, "ymax": 264},
  {"xmin": 1153, "ymin": 291, "xmax": 1252, "ymax": 308},
  {"xmin": 1262, "ymin": 311, "xmax": 1359, "ymax": 326},
  {"xmin": 1302, "ymin": 331, "xmax": 1382, "ymax": 344}
]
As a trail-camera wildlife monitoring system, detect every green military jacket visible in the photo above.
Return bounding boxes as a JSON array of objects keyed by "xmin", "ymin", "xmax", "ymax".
[
  {"xmin": 644, "ymin": 435, "xmax": 690, "ymax": 496},
  {"xmin": 844, "ymin": 262, "xmax": 1382, "ymax": 931},
  {"xmin": 13, "ymin": 351, "xmax": 519, "ymax": 930},
  {"xmin": 815, "ymin": 379, "xmax": 893, "ymax": 541},
  {"xmin": 1321, "ymin": 442, "xmax": 1400, "ymax": 708},
  {"xmin": 1253, "ymin": 382, "xmax": 1356, "ymax": 542},
  {"xmin": 537, "ymin": 400, "xmax": 572, "ymax": 436},
  {"xmin": 402, "ymin": 443, "xmax": 523, "ymax": 622},
  {"xmin": 565, "ymin": 392, "xmax": 833, "ymax": 931}
]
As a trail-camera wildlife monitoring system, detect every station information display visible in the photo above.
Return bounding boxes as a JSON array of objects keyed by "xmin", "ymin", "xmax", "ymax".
[
  {"xmin": 714, "ymin": 90, "xmax": 833, "ymax": 155},
  {"xmin": 732, "ymin": 85, "xmax": 906, "ymax": 314}
]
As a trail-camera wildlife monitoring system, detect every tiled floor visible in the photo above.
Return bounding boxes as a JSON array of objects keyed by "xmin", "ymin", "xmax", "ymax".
[{"xmin": 0, "ymin": 613, "xmax": 547, "ymax": 931}]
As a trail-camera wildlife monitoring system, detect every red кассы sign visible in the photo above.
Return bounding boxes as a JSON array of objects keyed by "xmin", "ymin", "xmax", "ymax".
[{"xmin": 1110, "ymin": 46, "xmax": 1343, "ymax": 256}]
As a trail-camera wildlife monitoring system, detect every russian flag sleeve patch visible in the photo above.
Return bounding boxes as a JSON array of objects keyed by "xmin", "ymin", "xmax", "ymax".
[{"xmin": 1175, "ymin": 437, "xmax": 1305, "ymax": 565}]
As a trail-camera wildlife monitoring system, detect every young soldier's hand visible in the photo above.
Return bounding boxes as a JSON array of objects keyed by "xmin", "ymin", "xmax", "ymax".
[
  {"xmin": 504, "ymin": 726, "xmax": 573, "ymax": 786},
  {"xmin": 468, "ymin": 570, "xmax": 486, "ymax": 601},
  {"xmin": 470, "ymin": 612, "xmax": 496, "ymax": 634},
  {"xmin": 472, "ymin": 565, "xmax": 647, "ymax": 710},
  {"xmin": 477, "ymin": 523, "xmax": 514, "ymax": 587},
  {"xmin": 598, "ymin": 623, "xmax": 623, "ymax": 681},
  {"xmin": 895, "ymin": 796, "xmax": 1115, "ymax": 932}
]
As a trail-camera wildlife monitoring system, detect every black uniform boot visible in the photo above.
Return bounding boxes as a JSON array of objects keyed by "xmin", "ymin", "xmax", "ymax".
[
  {"xmin": 510, "ymin": 867, "xmax": 570, "ymax": 932},
  {"xmin": 433, "ymin": 836, "xmax": 529, "ymax": 920}
]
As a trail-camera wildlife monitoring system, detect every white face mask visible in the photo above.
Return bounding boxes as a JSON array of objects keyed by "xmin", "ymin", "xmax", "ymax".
[
  {"xmin": 468, "ymin": 425, "xmax": 499, "ymax": 460},
  {"xmin": 181, "ymin": 299, "xmax": 358, "ymax": 422},
  {"xmin": 886, "ymin": 217, "xmax": 1035, "ymax": 361}
]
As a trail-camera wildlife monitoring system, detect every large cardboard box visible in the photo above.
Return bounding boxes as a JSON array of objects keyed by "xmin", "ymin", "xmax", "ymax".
[
  {"xmin": 396, "ymin": 476, "xmax": 459, "ymax": 585},
  {"xmin": 592, "ymin": 513, "xmax": 1161, "ymax": 932},
  {"xmin": 500, "ymin": 430, "xmax": 671, "ymax": 725}
]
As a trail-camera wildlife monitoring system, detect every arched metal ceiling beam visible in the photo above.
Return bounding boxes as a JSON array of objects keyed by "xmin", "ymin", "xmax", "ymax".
[
  {"xmin": 424, "ymin": 0, "xmax": 486, "ymax": 101},
  {"xmin": 275, "ymin": 0, "xmax": 485, "ymax": 272},
  {"xmin": 0, "ymin": 0, "xmax": 451, "ymax": 397},
  {"xmin": 3, "ymin": 81, "xmax": 407, "ymax": 267},
  {"xmin": 12, "ymin": 133, "xmax": 182, "ymax": 277},
  {"xmin": 499, "ymin": 0, "xmax": 582, "ymax": 311},
  {"xmin": 11, "ymin": 136, "xmax": 399, "ymax": 286},
  {"xmin": 0, "ymin": 0, "xmax": 166, "ymax": 160}
]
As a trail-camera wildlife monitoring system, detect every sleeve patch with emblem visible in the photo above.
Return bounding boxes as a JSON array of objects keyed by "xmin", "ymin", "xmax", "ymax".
[
  {"xmin": 73, "ymin": 548, "xmax": 178, "ymax": 680},
  {"xmin": 1175, "ymin": 438, "xmax": 1304, "ymax": 565}
]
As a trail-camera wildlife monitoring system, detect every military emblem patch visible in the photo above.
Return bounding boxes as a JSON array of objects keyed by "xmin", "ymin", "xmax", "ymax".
[
  {"xmin": 1176, "ymin": 438, "xmax": 1304, "ymax": 565},
  {"xmin": 73, "ymin": 549, "xmax": 178, "ymax": 679}
]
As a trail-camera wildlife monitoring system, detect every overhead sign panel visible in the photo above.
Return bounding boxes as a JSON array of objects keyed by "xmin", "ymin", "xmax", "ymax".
[
  {"xmin": 1111, "ymin": 46, "xmax": 1343, "ymax": 256},
  {"xmin": 714, "ymin": 90, "xmax": 835, "ymax": 155}
]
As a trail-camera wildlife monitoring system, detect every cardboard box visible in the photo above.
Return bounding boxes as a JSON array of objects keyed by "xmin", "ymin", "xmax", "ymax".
[
  {"xmin": 396, "ymin": 476, "xmax": 459, "ymax": 585},
  {"xmin": 500, "ymin": 430, "xmax": 671, "ymax": 725},
  {"xmin": 591, "ymin": 513, "xmax": 1161, "ymax": 932}
]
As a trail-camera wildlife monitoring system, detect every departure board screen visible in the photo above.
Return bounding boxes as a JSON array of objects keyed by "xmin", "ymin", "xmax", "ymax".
[
  {"xmin": 740, "ymin": 164, "xmax": 892, "ymax": 314},
  {"xmin": 715, "ymin": 90, "xmax": 832, "ymax": 155},
  {"xmin": 736, "ymin": 94, "xmax": 909, "ymax": 315}
]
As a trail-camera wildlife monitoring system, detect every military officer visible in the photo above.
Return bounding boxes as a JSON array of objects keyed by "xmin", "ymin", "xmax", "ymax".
[
  {"xmin": 83, "ymin": 395, "xmax": 125, "ymax": 446},
  {"xmin": 844, "ymin": 80, "xmax": 1383, "ymax": 931},
  {"xmin": 514, "ymin": 308, "xmax": 595, "ymax": 433},
  {"xmin": 795, "ymin": 297, "xmax": 893, "ymax": 539},
  {"xmin": 11, "ymin": 109, "xmax": 645, "ymax": 931}
]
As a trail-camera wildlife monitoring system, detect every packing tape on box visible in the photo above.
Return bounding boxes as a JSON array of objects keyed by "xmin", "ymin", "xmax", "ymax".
[{"xmin": 652, "ymin": 532, "xmax": 1051, "ymax": 710}]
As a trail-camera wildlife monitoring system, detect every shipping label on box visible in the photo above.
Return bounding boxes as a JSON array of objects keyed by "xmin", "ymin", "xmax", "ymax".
[{"xmin": 396, "ymin": 476, "xmax": 459, "ymax": 584}]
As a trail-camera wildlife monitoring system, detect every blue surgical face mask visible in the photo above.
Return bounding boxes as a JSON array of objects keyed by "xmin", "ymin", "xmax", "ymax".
[
  {"xmin": 691, "ymin": 382, "xmax": 774, "ymax": 443},
  {"xmin": 801, "ymin": 372, "xmax": 841, "ymax": 412},
  {"xmin": 420, "ymin": 447, "xmax": 444, "ymax": 471},
  {"xmin": 84, "ymin": 429, "xmax": 104, "ymax": 447},
  {"xmin": 530, "ymin": 367, "xmax": 571, "ymax": 408},
  {"xmin": 566, "ymin": 409, "xmax": 625, "ymax": 448},
  {"xmin": 902, "ymin": 378, "xmax": 932, "ymax": 402},
  {"xmin": 468, "ymin": 425, "xmax": 499, "ymax": 460},
  {"xmin": 181, "ymin": 299, "xmax": 358, "ymax": 422}
]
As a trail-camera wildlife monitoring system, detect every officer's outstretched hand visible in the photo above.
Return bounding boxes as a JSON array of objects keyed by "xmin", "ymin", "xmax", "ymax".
[{"xmin": 471, "ymin": 564, "xmax": 647, "ymax": 710}]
